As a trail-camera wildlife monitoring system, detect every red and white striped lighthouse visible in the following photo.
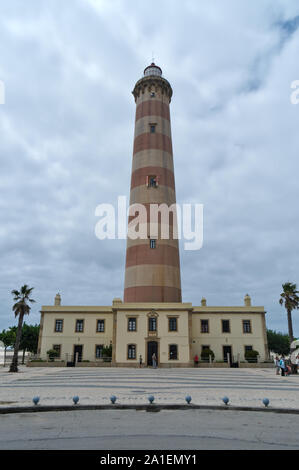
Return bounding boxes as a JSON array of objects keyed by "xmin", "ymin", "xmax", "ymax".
[{"xmin": 124, "ymin": 63, "xmax": 182, "ymax": 303}]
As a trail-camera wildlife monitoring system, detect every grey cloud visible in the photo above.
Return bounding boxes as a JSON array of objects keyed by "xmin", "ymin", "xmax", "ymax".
[{"xmin": 0, "ymin": 0, "xmax": 299, "ymax": 338}]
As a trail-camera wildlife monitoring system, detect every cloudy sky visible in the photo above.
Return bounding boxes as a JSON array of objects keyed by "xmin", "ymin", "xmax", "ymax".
[{"xmin": 0, "ymin": 0, "xmax": 299, "ymax": 336}]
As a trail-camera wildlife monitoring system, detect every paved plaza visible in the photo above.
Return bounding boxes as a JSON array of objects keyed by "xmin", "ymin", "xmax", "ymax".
[
  {"xmin": 0, "ymin": 365, "xmax": 299, "ymax": 409},
  {"xmin": 1, "ymin": 366, "xmax": 299, "ymax": 450}
]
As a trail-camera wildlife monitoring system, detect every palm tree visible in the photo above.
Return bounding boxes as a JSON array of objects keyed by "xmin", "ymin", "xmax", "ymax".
[
  {"xmin": 279, "ymin": 282, "xmax": 299, "ymax": 344},
  {"xmin": 9, "ymin": 285, "xmax": 35, "ymax": 372}
]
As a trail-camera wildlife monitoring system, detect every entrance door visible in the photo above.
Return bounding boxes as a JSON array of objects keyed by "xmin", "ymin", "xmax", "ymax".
[
  {"xmin": 74, "ymin": 345, "xmax": 83, "ymax": 363},
  {"xmin": 147, "ymin": 341, "xmax": 158, "ymax": 366},
  {"xmin": 223, "ymin": 346, "xmax": 232, "ymax": 365}
]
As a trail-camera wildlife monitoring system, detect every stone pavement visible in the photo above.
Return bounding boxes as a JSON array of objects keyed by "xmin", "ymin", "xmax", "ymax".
[
  {"xmin": 1, "ymin": 365, "xmax": 299, "ymax": 410},
  {"xmin": 1, "ymin": 408, "xmax": 299, "ymax": 450}
]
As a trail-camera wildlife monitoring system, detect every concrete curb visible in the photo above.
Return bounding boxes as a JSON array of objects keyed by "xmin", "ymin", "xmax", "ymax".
[{"xmin": 1, "ymin": 403, "xmax": 299, "ymax": 415}]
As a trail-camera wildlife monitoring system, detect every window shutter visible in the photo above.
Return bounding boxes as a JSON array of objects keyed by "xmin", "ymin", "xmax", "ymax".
[
  {"xmin": 146, "ymin": 176, "xmax": 149, "ymax": 187},
  {"xmin": 155, "ymin": 175, "xmax": 159, "ymax": 187}
]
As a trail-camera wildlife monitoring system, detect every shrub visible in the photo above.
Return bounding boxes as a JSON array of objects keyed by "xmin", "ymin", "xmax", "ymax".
[
  {"xmin": 102, "ymin": 344, "xmax": 112, "ymax": 358},
  {"xmin": 245, "ymin": 350, "xmax": 259, "ymax": 363},
  {"xmin": 200, "ymin": 348, "xmax": 215, "ymax": 361},
  {"xmin": 46, "ymin": 349, "xmax": 59, "ymax": 361}
]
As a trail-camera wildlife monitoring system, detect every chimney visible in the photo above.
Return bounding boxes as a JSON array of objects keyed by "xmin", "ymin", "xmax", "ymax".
[
  {"xmin": 54, "ymin": 293, "xmax": 61, "ymax": 306},
  {"xmin": 244, "ymin": 294, "xmax": 251, "ymax": 307}
]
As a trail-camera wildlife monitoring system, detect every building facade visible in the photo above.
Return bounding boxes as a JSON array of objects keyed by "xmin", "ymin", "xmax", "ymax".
[
  {"xmin": 38, "ymin": 294, "xmax": 268, "ymax": 366},
  {"xmin": 37, "ymin": 64, "xmax": 269, "ymax": 366}
]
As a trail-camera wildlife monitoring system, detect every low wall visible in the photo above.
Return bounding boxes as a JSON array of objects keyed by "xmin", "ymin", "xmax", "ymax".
[
  {"xmin": 27, "ymin": 361, "xmax": 112, "ymax": 368},
  {"xmin": 27, "ymin": 361, "xmax": 275, "ymax": 369},
  {"xmin": 197, "ymin": 362, "xmax": 274, "ymax": 369},
  {"xmin": 239, "ymin": 362, "xmax": 274, "ymax": 368}
]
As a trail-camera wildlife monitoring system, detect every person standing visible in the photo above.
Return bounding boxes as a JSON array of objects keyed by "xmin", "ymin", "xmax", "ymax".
[
  {"xmin": 275, "ymin": 355, "xmax": 280, "ymax": 375},
  {"xmin": 152, "ymin": 353, "xmax": 157, "ymax": 369},
  {"xmin": 279, "ymin": 355, "xmax": 286, "ymax": 376}
]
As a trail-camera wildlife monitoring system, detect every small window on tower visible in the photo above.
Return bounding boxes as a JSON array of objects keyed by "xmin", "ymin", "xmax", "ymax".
[
  {"xmin": 150, "ymin": 239, "xmax": 156, "ymax": 249},
  {"xmin": 149, "ymin": 176, "xmax": 157, "ymax": 187},
  {"xmin": 150, "ymin": 91, "xmax": 155, "ymax": 97},
  {"xmin": 146, "ymin": 175, "xmax": 159, "ymax": 188},
  {"xmin": 150, "ymin": 124, "xmax": 156, "ymax": 134}
]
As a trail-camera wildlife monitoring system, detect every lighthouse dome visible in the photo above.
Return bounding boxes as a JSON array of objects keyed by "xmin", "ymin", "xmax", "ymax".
[{"xmin": 144, "ymin": 63, "xmax": 162, "ymax": 77}]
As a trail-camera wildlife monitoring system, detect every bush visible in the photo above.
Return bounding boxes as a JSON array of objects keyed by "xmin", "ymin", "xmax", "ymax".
[
  {"xmin": 201, "ymin": 348, "xmax": 215, "ymax": 362},
  {"xmin": 245, "ymin": 350, "xmax": 259, "ymax": 363},
  {"xmin": 46, "ymin": 349, "xmax": 59, "ymax": 361},
  {"xmin": 102, "ymin": 344, "xmax": 112, "ymax": 358}
]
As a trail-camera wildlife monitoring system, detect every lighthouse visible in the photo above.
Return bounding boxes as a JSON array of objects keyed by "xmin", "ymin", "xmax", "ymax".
[
  {"xmin": 124, "ymin": 63, "xmax": 182, "ymax": 303},
  {"xmin": 37, "ymin": 64, "xmax": 269, "ymax": 368}
]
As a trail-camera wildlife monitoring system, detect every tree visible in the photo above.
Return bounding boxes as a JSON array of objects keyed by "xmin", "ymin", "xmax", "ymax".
[
  {"xmin": 267, "ymin": 329, "xmax": 290, "ymax": 356},
  {"xmin": 19, "ymin": 323, "xmax": 40, "ymax": 364},
  {"xmin": 0, "ymin": 327, "xmax": 16, "ymax": 365},
  {"xmin": 279, "ymin": 282, "xmax": 299, "ymax": 343},
  {"xmin": 9, "ymin": 285, "xmax": 35, "ymax": 373}
]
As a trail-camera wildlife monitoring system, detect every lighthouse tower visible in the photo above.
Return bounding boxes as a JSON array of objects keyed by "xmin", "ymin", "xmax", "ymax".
[{"xmin": 124, "ymin": 63, "xmax": 182, "ymax": 303}]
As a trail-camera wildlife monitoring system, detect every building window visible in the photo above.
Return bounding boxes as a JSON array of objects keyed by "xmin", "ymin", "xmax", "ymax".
[
  {"xmin": 201, "ymin": 345, "xmax": 210, "ymax": 353},
  {"xmin": 222, "ymin": 320, "xmax": 230, "ymax": 333},
  {"xmin": 169, "ymin": 344, "xmax": 178, "ymax": 360},
  {"xmin": 169, "ymin": 317, "xmax": 177, "ymax": 332},
  {"xmin": 149, "ymin": 176, "xmax": 157, "ymax": 187},
  {"xmin": 75, "ymin": 319, "xmax": 84, "ymax": 333},
  {"xmin": 128, "ymin": 344, "xmax": 136, "ymax": 359},
  {"xmin": 149, "ymin": 317, "xmax": 157, "ymax": 332},
  {"xmin": 146, "ymin": 175, "xmax": 159, "ymax": 188},
  {"xmin": 54, "ymin": 319, "xmax": 63, "ymax": 332},
  {"xmin": 243, "ymin": 320, "xmax": 252, "ymax": 334},
  {"xmin": 150, "ymin": 239, "xmax": 156, "ymax": 249},
  {"xmin": 128, "ymin": 317, "xmax": 137, "ymax": 331},
  {"xmin": 150, "ymin": 124, "xmax": 156, "ymax": 133},
  {"xmin": 150, "ymin": 91, "xmax": 155, "ymax": 98},
  {"xmin": 97, "ymin": 319, "xmax": 105, "ymax": 333},
  {"xmin": 201, "ymin": 319, "xmax": 209, "ymax": 333},
  {"xmin": 53, "ymin": 344, "xmax": 61, "ymax": 358},
  {"xmin": 95, "ymin": 345, "xmax": 104, "ymax": 359}
]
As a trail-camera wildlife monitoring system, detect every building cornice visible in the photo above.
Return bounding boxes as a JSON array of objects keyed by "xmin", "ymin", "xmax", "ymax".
[
  {"xmin": 41, "ymin": 306, "xmax": 113, "ymax": 313},
  {"xmin": 132, "ymin": 76, "xmax": 173, "ymax": 102},
  {"xmin": 192, "ymin": 306, "xmax": 266, "ymax": 314}
]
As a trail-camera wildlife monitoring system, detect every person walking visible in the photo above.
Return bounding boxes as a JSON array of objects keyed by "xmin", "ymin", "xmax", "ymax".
[{"xmin": 152, "ymin": 353, "xmax": 157, "ymax": 369}]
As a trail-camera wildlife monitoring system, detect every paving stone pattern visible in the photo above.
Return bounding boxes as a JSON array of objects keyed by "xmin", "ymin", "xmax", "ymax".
[{"xmin": 0, "ymin": 366, "xmax": 299, "ymax": 410}]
